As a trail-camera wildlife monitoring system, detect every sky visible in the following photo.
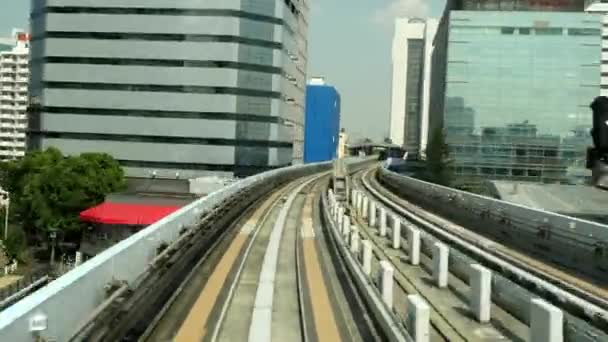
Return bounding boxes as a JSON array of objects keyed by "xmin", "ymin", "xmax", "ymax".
[
  {"xmin": 308, "ymin": 0, "xmax": 447, "ymax": 142},
  {"xmin": 0, "ymin": 0, "xmax": 447, "ymax": 142}
]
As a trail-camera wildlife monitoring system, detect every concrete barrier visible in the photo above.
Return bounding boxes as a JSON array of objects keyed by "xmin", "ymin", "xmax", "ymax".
[
  {"xmin": 379, "ymin": 260, "xmax": 394, "ymax": 310},
  {"xmin": 350, "ymin": 230, "xmax": 360, "ymax": 255},
  {"xmin": 342, "ymin": 215, "xmax": 350, "ymax": 236},
  {"xmin": 470, "ymin": 264, "xmax": 492, "ymax": 323},
  {"xmin": 361, "ymin": 240, "xmax": 373, "ymax": 276},
  {"xmin": 369, "ymin": 201, "xmax": 377, "ymax": 227},
  {"xmin": 406, "ymin": 294, "xmax": 430, "ymax": 342},
  {"xmin": 432, "ymin": 242, "xmax": 449, "ymax": 288},
  {"xmin": 407, "ymin": 228, "xmax": 421, "ymax": 266},
  {"xmin": 379, "ymin": 208, "xmax": 388, "ymax": 237},
  {"xmin": 530, "ymin": 298, "xmax": 563, "ymax": 342},
  {"xmin": 362, "ymin": 196, "xmax": 369, "ymax": 219},
  {"xmin": 392, "ymin": 218, "xmax": 401, "ymax": 249}
]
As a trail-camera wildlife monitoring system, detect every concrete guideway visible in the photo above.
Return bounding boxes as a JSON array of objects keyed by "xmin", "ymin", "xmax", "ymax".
[
  {"xmin": 348, "ymin": 165, "xmax": 608, "ymax": 342},
  {"xmin": 172, "ymin": 183, "xmax": 289, "ymax": 341},
  {"xmin": 171, "ymin": 174, "xmax": 357, "ymax": 342}
]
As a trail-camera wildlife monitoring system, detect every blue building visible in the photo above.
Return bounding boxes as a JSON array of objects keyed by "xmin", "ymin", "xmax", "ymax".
[
  {"xmin": 304, "ymin": 78, "xmax": 341, "ymax": 163},
  {"xmin": 430, "ymin": 1, "xmax": 601, "ymax": 184}
]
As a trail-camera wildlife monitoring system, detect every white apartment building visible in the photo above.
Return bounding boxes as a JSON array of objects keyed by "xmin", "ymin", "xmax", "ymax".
[
  {"xmin": 0, "ymin": 29, "xmax": 29, "ymax": 160},
  {"xmin": 389, "ymin": 18, "xmax": 438, "ymax": 154}
]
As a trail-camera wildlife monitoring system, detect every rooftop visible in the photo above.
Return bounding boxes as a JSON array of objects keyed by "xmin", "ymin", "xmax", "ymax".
[{"xmin": 487, "ymin": 181, "xmax": 608, "ymax": 223}]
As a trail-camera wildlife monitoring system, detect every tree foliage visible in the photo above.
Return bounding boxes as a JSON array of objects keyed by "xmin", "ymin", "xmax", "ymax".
[
  {"xmin": 0, "ymin": 148, "xmax": 126, "ymax": 237},
  {"xmin": 421, "ymin": 128, "xmax": 454, "ymax": 186}
]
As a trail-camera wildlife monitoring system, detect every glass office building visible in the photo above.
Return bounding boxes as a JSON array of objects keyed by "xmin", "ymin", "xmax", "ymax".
[{"xmin": 430, "ymin": 10, "xmax": 602, "ymax": 184}]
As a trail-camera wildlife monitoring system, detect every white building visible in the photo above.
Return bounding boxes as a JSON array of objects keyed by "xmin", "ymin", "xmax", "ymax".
[
  {"xmin": 389, "ymin": 18, "xmax": 438, "ymax": 154},
  {"xmin": 587, "ymin": 1, "xmax": 608, "ymax": 97},
  {"xmin": 0, "ymin": 29, "xmax": 29, "ymax": 160}
]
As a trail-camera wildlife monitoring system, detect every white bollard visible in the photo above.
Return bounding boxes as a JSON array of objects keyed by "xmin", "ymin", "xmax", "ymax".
[
  {"xmin": 408, "ymin": 228, "xmax": 421, "ymax": 266},
  {"xmin": 361, "ymin": 240, "xmax": 372, "ymax": 276},
  {"xmin": 379, "ymin": 208, "xmax": 387, "ymax": 237},
  {"xmin": 406, "ymin": 294, "xmax": 430, "ymax": 342},
  {"xmin": 530, "ymin": 298, "xmax": 563, "ymax": 342},
  {"xmin": 379, "ymin": 260, "xmax": 394, "ymax": 310},
  {"xmin": 75, "ymin": 251, "xmax": 83, "ymax": 267},
  {"xmin": 362, "ymin": 196, "xmax": 369, "ymax": 219},
  {"xmin": 337, "ymin": 207, "xmax": 344, "ymax": 228},
  {"xmin": 351, "ymin": 189, "xmax": 357, "ymax": 207},
  {"xmin": 357, "ymin": 193, "xmax": 363, "ymax": 216},
  {"xmin": 470, "ymin": 264, "xmax": 492, "ymax": 323},
  {"xmin": 343, "ymin": 223, "xmax": 352, "ymax": 242},
  {"xmin": 342, "ymin": 215, "xmax": 350, "ymax": 236},
  {"xmin": 432, "ymin": 242, "xmax": 449, "ymax": 288},
  {"xmin": 392, "ymin": 218, "xmax": 401, "ymax": 249},
  {"xmin": 350, "ymin": 231, "xmax": 360, "ymax": 254},
  {"xmin": 369, "ymin": 201, "xmax": 377, "ymax": 227}
]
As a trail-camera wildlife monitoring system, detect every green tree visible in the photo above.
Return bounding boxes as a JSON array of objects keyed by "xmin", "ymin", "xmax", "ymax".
[
  {"xmin": 0, "ymin": 148, "xmax": 126, "ymax": 238},
  {"xmin": 422, "ymin": 128, "xmax": 454, "ymax": 186}
]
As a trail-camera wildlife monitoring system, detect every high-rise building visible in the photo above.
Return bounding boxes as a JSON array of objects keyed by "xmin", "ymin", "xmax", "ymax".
[
  {"xmin": 586, "ymin": 1, "xmax": 608, "ymax": 97},
  {"xmin": 0, "ymin": 30, "xmax": 29, "ymax": 161},
  {"xmin": 390, "ymin": 18, "xmax": 438, "ymax": 154},
  {"xmin": 304, "ymin": 77, "xmax": 340, "ymax": 163},
  {"xmin": 29, "ymin": 0, "xmax": 308, "ymax": 180},
  {"xmin": 430, "ymin": 1, "xmax": 601, "ymax": 184}
]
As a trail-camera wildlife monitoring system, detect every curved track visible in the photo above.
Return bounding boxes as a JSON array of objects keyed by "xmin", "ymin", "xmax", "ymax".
[
  {"xmin": 79, "ymin": 169, "xmax": 384, "ymax": 342},
  {"xmin": 352, "ymin": 166, "xmax": 608, "ymax": 338}
]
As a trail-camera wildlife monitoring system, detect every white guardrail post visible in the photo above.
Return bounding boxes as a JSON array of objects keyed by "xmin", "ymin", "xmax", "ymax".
[
  {"xmin": 432, "ymin": 242, "xmax": 449, "ymax": 288},
  {"xmin": 362, "ymin": 196, "xmax": 369, "ymax": 219},
  {"xmin": 361, "ymin": 240, "xmax": 372, "ymax": 276},
  {"xmin": 392, "ymin": 218, "xmax": 401, "ymax": 249},
  {"xmin": 369, "ymin": 201, "xmax": 377, "ymax": 227},
  {"xmin": 530, "ymin": 298, "xmax": 563, "ymax": 342},
  {"xmin": 337, "ymin": 207, "xmax": 344, "ymax": 228},
  {"xmin": 379, "ymin": 260, "xmax": 394, "ymax": 310},
  {"xmin": 350, "ymin": 229, "xmax": 360, "ymax": 254},
  {"xmin": 407, "ymin": 227, "xmax": 421, "ymax": 266},
  {"xmin": 406, "ymin": 294, "xmax": 430, "ymax": 342},
  {"xmin": 469, "ymin": 264, "xmax": 492, "ymax": 323},
  {"xmin": 379, "ymin": 208, "xmax": 387, "ymax": 237}
]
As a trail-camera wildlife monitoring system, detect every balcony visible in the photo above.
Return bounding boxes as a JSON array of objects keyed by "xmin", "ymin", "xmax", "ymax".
[
  {"xmin": 0, "ymin": 95, "xmax": 13, "ymax": 101},
  {"xmin": 0, "ymin": 67, "xmax": 15, "ymax": 74},
  {"xmin": 0, "ymin": 123, "xmax": 26, "ymax": 130},
  {"xmin": 15, "ymin": 78, "xmax": 28, "ymax": 84},
  {"xmin": 0, "ymin": 77, "xmax": 13, "ymax": 83},
  {"xmin": 15, "ymin": 96, "xmax": 27, "ymax": 102}
]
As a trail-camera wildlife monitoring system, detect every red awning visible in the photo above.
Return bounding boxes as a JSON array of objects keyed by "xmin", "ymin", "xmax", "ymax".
[{"xmin": 79, "ymin": 202, "xmax": 181, "ymax": 226}]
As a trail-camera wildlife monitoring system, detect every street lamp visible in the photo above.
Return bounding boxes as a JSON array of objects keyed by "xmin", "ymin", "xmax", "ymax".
[{"xmin": 0, "ymin": 188, "xmax": 9, "ymax": 240}]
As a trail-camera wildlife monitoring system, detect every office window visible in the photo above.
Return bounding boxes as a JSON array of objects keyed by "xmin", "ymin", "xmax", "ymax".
[{"xmin": 535, "ymin": 28, "xmax": 563, "ymax": 35}]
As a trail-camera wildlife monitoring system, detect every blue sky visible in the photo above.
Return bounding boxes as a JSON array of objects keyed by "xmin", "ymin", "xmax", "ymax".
[{"xmin": 0, "ymin": 0, "xmax": 447, "ymax": 141}]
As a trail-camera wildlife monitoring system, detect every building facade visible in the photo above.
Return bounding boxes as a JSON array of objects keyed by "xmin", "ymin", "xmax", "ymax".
[
  {"xmin": 586, "ymin": 1, "xmax": 608, "ymax": 97},
  {"xmin": 431, "ymin": 5, "xmax": 601, "ymax": 184},
  {"xmin": 0, "ymin": 30, "xmax": 29, "ymax": 161},
  {"xmin": 29, "ymin": 0, "xmax": 309, "ymax": 179},
  {"xmin": 304, "ymin": 77, "xmax": 340, "ymax": 163},
  {"xmin": 390, "ymin": 18, "xmax": 438, "ymax": 155}
]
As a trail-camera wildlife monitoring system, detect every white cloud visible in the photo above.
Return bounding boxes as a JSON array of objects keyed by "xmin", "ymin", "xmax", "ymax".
[{"xmin": 373, "ymin": 0, "xmax": 430, "ymax": 24}]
